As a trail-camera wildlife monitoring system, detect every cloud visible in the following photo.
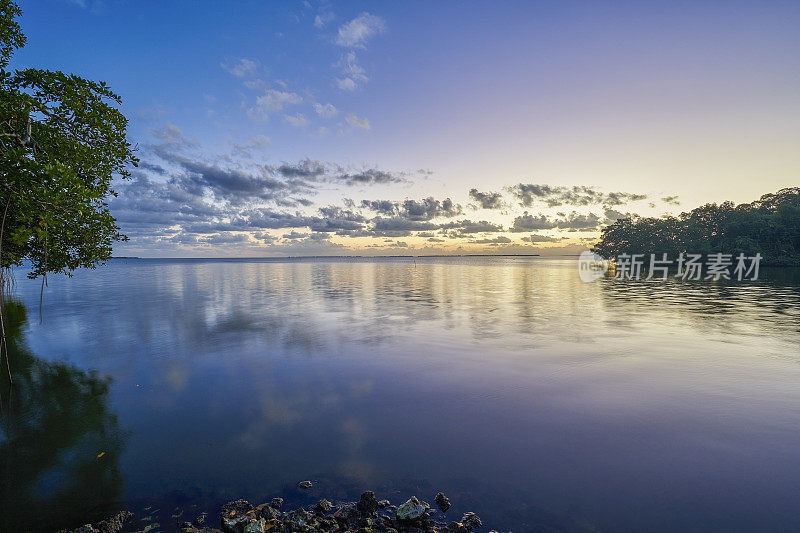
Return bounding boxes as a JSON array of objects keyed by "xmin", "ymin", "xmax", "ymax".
[
  {"xmin": 361, "ymin": 197, "xmax": 462, "ymax": 220},
  {"xmin": 508, "ymin": 183, "xmax": 647, "ymax": 208},
  {"xmin": 521, "ymin": 233, "xmax": 561, "ymax": 243},
  {"xmin": 311, "ymin": 206, "xmax": 367, "ymax": 233},
  {"xmin": 222, "ymin": 58, "xmax": 259, "ymax": 78},
  {"xmin": 148, "ymin": 147, "xmax": 314, "ymax": 206},
  {"xmin": 335, "ymin": 12, "xmax": 386, "ymax": 48},
  {"xmin": 114, "ymin": 134, "xmax": 634, "ymax": 255},
  {"xmin": 336, "ymin": 77, "xmax": 357, "ymax": 91},
  {"xmin": 346, "ymin": 113, "xmax": 370, "ymax": 129},
  {"xmin": 150, "ymin": 124, "xmax": 195, "ymax": 149},
  {"xmin": 314, "ymin": 9, "xmax": 335, "ymax": 28},
  {"xmin": 333, "ymin": 168, "xmax": 405, "ymax": 185},
  {"xmin": 246, "ymin": 209, "xmax": 317, "ymax": 229},
  {"xmin": 243, "ymin": 79, "xmax": 268, "ymax": 91},
  {"xmin": 440, "ymin": 219, "xmax": 504, "ymax": 234},
  {"xmin": 334, "ymin": 51, "xmax": 369, "ymax": 90},
  {"xmin": 554, "ymin": 211, "xmax": 601, "ymax": 230},
  {"xmin": 510, "ymin": 212, "xmax": 555, "ymax": 232},
  {"xmin": 471, "ymin": 236, "xmax": 512, "ymax": 244},
  {"xmin": 230, "ymin": 135, "xmax": 270, "ymax": 158},
  {"xmin": 509, "ymin": 210, "xmax": 602, "ymax": 232},
  {"xmin": 200, "ymin": 232, "xmax": 253, "ymax": 244},
  {"xmin": 469, "ymin": 188, "xmax": 504, "ymax": 209},
  {"xmin": 661, "ymin": 195, "xmax": 681, "ymax": 205},
  {"xmin": 247, "ymin": 89, "xmax": 303, "ymax": 120},
  {"xmin": 359, "ymin": 200, "xmax": 396, "ymax": 216},
  {"xmin": 314, "ymin": 103, "xmax": 338, "ymax": 118},
  {"xmin": 371, "ymin": 217, "xmax": 439, "ymax": 233},
  {"xmin": 601, "ymin": 208, "xmax": 639, "ymax": 226},
  {"xmin": 282, "ymin": 230, "xmax": 309, "ymax": 240},
  {"xmin": 272, "ymin": 158, "xmax": 327, "ymax": 179},
  {"xmin": 283, "ymin": 113, "xmax": 309, "ymax": 128},
  {"xmin": 268, "ymin": 160, "xmax": 408, "ymax": 186}
]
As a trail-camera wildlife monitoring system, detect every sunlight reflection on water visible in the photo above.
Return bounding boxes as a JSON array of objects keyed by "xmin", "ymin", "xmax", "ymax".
[{"xmin": 4, "ymin": 257, "xmax": 800, "ymax": 532}]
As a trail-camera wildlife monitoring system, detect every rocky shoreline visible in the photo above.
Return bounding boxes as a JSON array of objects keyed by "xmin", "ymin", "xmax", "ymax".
[{"xmin": 60, "ymin": 486, "xmax": 489, "ymax": 533}]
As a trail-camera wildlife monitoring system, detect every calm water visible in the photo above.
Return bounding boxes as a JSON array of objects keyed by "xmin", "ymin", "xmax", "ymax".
[{"xmin": 2, "ymin": 257, "xmax": 800, "ymax": 532}]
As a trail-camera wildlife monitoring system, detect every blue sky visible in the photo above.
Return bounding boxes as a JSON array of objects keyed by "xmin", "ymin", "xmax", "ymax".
[{"xmin": 13, "ymin": 0, "xmax": 800, "ymax": 256}]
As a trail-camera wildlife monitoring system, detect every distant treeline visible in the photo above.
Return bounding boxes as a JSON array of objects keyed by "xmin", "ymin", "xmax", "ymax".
[{"xmin": 593, "ymin": 187, "xmax": 800, "ymax": 266}]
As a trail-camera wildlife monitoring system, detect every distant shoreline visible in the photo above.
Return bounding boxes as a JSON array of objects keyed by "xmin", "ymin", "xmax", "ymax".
[{"xmin": 110, "ymin": 254, "xmax": 544, "ymax": 260}]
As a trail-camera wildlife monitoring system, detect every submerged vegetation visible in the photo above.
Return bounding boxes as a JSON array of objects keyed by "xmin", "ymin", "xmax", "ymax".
[{"xmin": 594, "ymin": 187, "xmax": 800, "ymax": 266}]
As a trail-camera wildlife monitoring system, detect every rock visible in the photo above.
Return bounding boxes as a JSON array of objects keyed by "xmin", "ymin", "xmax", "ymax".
[
  {"xmin": 60, "ymin": 511, "xmax": 134, "ymax": 533},
  {"xmin": 461, "ymin": 512, "xmax": 482, "ymax": 531},
  {"xmin": 434, "ymin": 492, "xmax": 451, "ymax": 513},
  {"xmin": 193, "ymin": 512, "xmax": 208, "ymax": 526},
  {"xmin": 257, "ymin": 504, "xmax": 280, "ymax": 520},
  {"xmin": 333, "ymin": 503, "xmax": 360, "ymax": 525},
  {"xmin": 395, "ymin": 496, "xmax": 430, "ymax": 522},
  {"xmin": 357, "ymin": 490, "xmax": 380, "ymax": 517},
  {"xmin": 315, "ymin": 498, "xmax": 333, "ymax": 515},
  {"xmin": 298, "ymin": 480, "xmax": 313, "ymax": 489},
  {"xmin": 270, "ymin": 497, "xmax": 283, "ymax": 509},
  {"xmin": 377, "ymin": 499, "xmax": 390, "ymax": 508},
  {"xmin": 181, "ymin": 526, "xmax": 222, "ymax": 533},
  {"xmin": 242, "ymin": 518, "xmax": 266, "ymax": 533},
  {"xmin": 95, "ymin": 511, "xmax": 133, "ymax": 533},
  {"xmin": 220, "ymin": 499, "xmax": 254, "ymax": 533}
]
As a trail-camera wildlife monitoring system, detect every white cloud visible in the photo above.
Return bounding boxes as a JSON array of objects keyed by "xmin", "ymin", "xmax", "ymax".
[
  {"xmin": 314, "ymin": 10, "xmax": 335, "ymax": 28},
  {"xmin": 336, "ymin": 77, "xmax": 357, "ymax": 91},
  {"xmin": 222, "ymin": 58, "xmax": 259, "ymax": 78},
  {"xmin": 335, "ymin": 12, "xmax": 386, "ymax": 48},
  {"xmin": 346, "ymin": 114, "xmax": 370, "ymax": 130},
  {"xmin": 314, "ymin": 103, "xmax": 338, "ymax": 118},
  {"xmin": 243, "ymin": 79, "xmax": 268, "ymax": 91},
  {"xmin": 283, "ymin": 113, "xmax": 309, "ymax": 128},
  {"xmin": 334, "ymin": 51, "xmax": 369, "ymax": 90},
  {"xmin": 247, "ymin": 89, "xmax": 303, "ymax": 120},
  {"xmin": 338, "ymin": 52, "xmax": 368, "ymax": 81}
]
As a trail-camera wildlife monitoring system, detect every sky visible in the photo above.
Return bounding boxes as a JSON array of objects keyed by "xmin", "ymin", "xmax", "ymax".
[{"xmin": 13, "ymin": 0, "xmax": 800, "ymax": 256}]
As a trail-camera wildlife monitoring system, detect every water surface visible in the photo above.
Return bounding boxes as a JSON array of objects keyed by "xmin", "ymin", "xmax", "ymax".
[{"xmin": 2, "ymin": 257, "xmax": 800, "ymax": 532}]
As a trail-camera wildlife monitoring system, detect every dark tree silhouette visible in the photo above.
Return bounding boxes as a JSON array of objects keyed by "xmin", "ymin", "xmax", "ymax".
[{"xmin": 594, "ymin": 188, "xmax": 800, "ymax": 266}]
